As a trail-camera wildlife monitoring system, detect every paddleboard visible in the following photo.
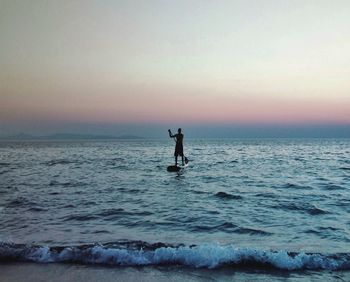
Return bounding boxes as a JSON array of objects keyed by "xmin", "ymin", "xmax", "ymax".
[{"xmin": 167, "ymin": 163, "xmax": 188, "ymax": 172}]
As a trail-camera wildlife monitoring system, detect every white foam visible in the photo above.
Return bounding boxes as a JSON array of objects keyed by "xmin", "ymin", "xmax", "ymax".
[
  {"xmin": 0, "ymin": 242, "xmax": 348, "ymax": 270},
  {"xmin": 27, "ymin": 246, "xmax": 53, "ymax": 263}
]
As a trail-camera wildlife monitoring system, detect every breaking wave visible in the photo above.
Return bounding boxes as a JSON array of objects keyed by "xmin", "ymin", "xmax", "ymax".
[{"xmin": 0, "ymin": 241, "xmax": 349, "ymax": 271}]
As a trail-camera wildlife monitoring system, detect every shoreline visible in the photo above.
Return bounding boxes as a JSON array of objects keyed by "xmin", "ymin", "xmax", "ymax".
[{"xmin": 1, "ymin": 263, "xmax": 349, "ymax": 282}]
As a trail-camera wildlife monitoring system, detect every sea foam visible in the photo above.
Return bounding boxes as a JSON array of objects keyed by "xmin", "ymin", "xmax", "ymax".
[{"xmin": 0, "ymin": 241, "xmax": 349, "ymax": 270}]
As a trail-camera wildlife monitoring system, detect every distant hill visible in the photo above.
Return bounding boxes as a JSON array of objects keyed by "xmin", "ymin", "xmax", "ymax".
[
  {"xmin": 116, "ymin": 134, "xmax": 144, "ymax": 140},
  {"xmin": 0, "ymin": 133, "xmax": 144, "ymax": 140}
]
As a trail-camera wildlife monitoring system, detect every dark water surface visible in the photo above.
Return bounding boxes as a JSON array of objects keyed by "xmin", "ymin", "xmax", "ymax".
[{"xmin": 0, "ymin": 139, "xmax": 349, "ymax": 271}]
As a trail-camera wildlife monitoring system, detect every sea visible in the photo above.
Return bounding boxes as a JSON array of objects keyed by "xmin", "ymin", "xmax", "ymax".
[{"xmin": 0, "ymin": 138, "xmax": 349, "ymax": 281}]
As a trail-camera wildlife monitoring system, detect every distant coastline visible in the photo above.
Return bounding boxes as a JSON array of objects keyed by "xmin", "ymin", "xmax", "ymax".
[{"xmin": 0, "ymin": 133, "xmax": 144, "ymax": 141}]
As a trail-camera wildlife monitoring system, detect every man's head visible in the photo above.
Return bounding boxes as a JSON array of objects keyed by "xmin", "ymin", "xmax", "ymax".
[{"xmin": 178, "ymin": 128, "xmax": 182, "ymax": 133}]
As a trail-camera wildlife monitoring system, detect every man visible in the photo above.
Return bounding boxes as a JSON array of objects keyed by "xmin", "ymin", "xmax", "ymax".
[{"xmin": 168, "ymin": 128, "xmax": 184, "ymax": 166}]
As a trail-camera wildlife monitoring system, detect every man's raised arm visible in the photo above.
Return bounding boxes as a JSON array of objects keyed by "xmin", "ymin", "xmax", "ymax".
[{"xmin": 168, "ymin": 129, "xmax": 174, "ymax": 138}]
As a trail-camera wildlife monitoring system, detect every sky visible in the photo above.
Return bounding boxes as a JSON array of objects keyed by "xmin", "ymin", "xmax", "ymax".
[{"xmin": 1, "ymin": 0, "xmax": 349, "ymax": 137}]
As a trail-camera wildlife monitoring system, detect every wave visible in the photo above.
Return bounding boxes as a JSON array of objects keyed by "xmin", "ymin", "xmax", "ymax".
[
  {"xmin": 234, "ymin": 227, "xmax": 271, "ymax": 236},
  {"xmin": 5, "ymin": 197, "xmax": 38, "ymax": 208},
  {"xmin": 214, "ymin": 192, "xmax": 243, "ymax": 200},
  {"xmin": 340, "ymin": 167, "xmax": 350, "ymax": 171},
  {"xmin": 320, "ymin": 183, "xmax": 345, "ymax": 191},
  {"xmin": 49, "ymin": 180, "xmax": 87, "ymax": 187},
  {"xmin": 62, "ymin": 209, "xmax": 154, "ymax": 222},
  {"xmin": 275, "ymin": 202, "xmax": 330, "ymax": 216},
  {"xmin": 282, "ymin": 183, "xmax": 313, "ymax": 190},
  {"xmin": 44, "ymin": 159, "xmax": 80, "ymax": 166},
  {"xmin": 189, "ymin": 223, "xmax": 271, "ymax": 236},
  {"xmin": 0, "ymin": 241, "xmax": 349, "ymax": 270}
]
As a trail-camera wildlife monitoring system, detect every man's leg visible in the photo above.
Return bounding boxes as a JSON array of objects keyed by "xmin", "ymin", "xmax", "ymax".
[
  {"xmin": 175, "ymin": 156, "xmax": 178, "ymax": 166},
  {"xmin": 181, "ymin": 155, "xmax": 184, "ymax": 166}
]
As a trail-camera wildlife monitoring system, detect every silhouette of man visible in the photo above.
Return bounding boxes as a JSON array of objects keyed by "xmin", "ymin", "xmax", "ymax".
[{"xmin": 168, "ymin": 128, "xmax": 184, "ymax": 166}]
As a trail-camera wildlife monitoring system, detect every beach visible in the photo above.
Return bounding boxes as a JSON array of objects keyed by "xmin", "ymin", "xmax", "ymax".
[{"xmin": 2, "ymin": 263, "xmax": 350, "ymax": 282}]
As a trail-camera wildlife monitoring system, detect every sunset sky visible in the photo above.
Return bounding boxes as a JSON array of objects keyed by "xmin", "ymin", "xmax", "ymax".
[{"xmin": 1, "ymin": 0, "xmax": 349, "ymax": 137}]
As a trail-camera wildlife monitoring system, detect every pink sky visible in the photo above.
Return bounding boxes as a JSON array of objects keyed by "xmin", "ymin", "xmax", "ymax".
[
  {"xmin": 1, "ymin": 1, "xmax": 350, "ymax": 130},
  {"xmin": 2, "ymin": 85, "xmax": 349, "ymax": 125}
]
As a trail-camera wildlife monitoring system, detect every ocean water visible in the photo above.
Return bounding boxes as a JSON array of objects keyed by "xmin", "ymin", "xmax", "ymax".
[{"xmin": 0, "ymin": 138, "xmax": 350, "ymax": 273}]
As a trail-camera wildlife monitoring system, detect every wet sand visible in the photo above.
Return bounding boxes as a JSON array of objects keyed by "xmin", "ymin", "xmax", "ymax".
[{"xmin": 0, "ymin": 263, "xmax": 349, "ymax": 282}]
